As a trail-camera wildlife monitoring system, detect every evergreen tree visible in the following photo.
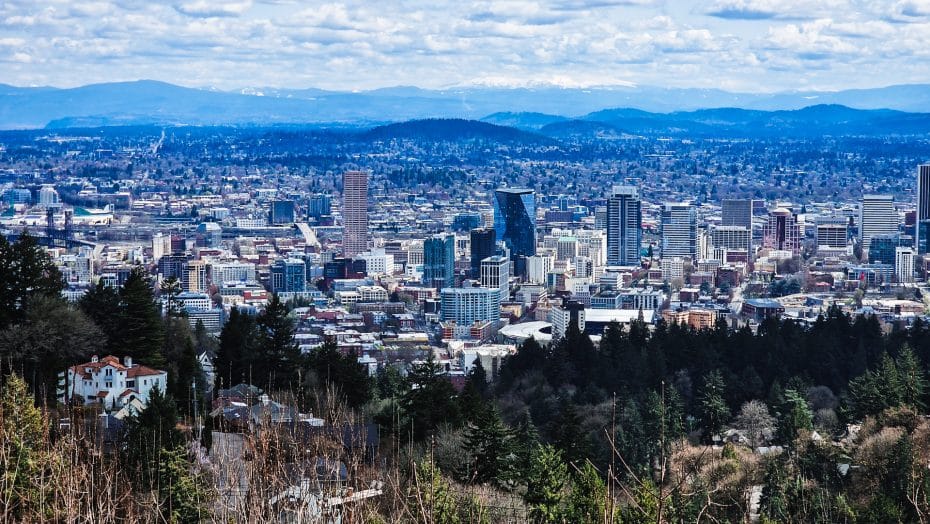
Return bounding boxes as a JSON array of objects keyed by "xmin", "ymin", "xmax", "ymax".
[
  {"xmin": 566, "ymin": 461, "xmax": 609, "ymax": 523},
  {"xmin": 524, "ymin": 444, "xmax": 568, "ymax": 523},
  {"xmin": 0, "ymin": 233, "xmax": 64, "ymax": 330},
  {"xmin": 305, "ymin": 340, "xmax": 371, "ymax": 409},
  {"xmin": 118, "ymin": 266, "xmax": 165, "ymax": 365},
  {"xmin": 255, "ymin": 294, "xmax": 302, "ymax": 390},
  {"xmin": 400, "ymin": 352, "xmax": 462, "ymax": 441},
  {"xmin": 461, "ymin": 405, "xmax": 512, "ymax": 486},
  {"xmin": 121, "ymin": 386, "xmax": 183, "ymax": 489},
  {"xmin": 78, "ymin": 280, "xmax": 123, "ymax": 353},
  {"xmin": 0, "ymin": 373, "xmax": 46, "ymax": 518},
  {"xmin": 459, "ymin": 359, "xmax": 488, "ymax": 424},
  {"xmin": 410, "ymin": 459, "xmax": 461, "ymax": 524},
  {"xmin": 895, "ymin": 345, "xmax": 927, "ymax": 411},
  {"xmin": 777, "ymin": 389, "xmax": 813, "ymax": 444},
  {"xmin": 214, "ymin": 307, "xmax": 258, "ymax": 388},
  {"xmin": 550, "ymin": 396, "xmax": 590, "ymax": 466},
  {"xmin": 698, "ymin": 370, "xmax": 729, "ymax": 443},
  {"xmin": 157, "ymin": 446, "xmax": 209, "ymax": 523},
  {"xmin": 510, "ymin": 409, "xmax": 540, "ymax": 481}
]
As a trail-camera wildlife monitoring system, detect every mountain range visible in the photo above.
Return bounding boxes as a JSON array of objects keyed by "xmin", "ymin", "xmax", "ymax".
[{"xmin": 3, "ymin": 80, "xmax": 930, "ymax": 134}]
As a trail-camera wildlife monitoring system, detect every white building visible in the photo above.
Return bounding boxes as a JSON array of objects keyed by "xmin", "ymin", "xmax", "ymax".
[
  {"xmin": 860, "ymin": 195, "xmax": 898, "ymax": 256},
  {"xmin": 358, "ymin": 285, "xmax": 389, "ymax": 302},
  {"xmin": 62, "ymin": 355, "xmax": 167, "ymax": 410},
  {"xmin": 211, "ymin": 261, "xmax": 257, "ymax": 285},
  {"xmin": 526, "ymin": 254, "xmax": 554, "ymax": 284},
  {"xmin": 896, "ymin": 246, "xmax": 915, "ymax": 283},
  {"xmin": 357, "ymin": 248, "xmax": 395, "ymax": 276}
]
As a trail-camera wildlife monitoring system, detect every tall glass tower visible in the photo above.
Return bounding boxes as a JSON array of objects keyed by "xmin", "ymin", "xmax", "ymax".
[
  {"xmin": 606, "ymin": 185, "xmax": 642, "ymax": 266},
  {"xmin": 494, "ymin": 188, "xmax": 536, "ymax": 278},
  {"xmin": 422, "ymin": 234, "xmax": 455, "ymax": 290}
]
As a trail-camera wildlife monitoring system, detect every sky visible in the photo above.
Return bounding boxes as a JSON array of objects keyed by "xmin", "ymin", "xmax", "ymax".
[{"xmin": 2, "ymin": 0, "xmax": 930, "ymax": 92}]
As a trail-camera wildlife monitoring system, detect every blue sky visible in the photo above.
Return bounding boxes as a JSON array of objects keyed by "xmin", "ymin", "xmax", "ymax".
[{"xmin": 2, "ymin": 0, "xmax": 930, "ymax": 92}]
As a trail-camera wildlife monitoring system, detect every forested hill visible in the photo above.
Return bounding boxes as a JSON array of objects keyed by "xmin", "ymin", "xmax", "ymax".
[{"xmin": 361, "ymin": 118, "xmax": 554, "ymax": 144}]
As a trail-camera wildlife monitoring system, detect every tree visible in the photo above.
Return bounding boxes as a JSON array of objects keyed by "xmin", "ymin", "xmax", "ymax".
[
  {"xmin": 255, "ymin": 294, "xmax": 302, "ymax": 390},
  {"xmin": 400, "ymin": 352, "xmax": 462, "ymax": 441},
  {"xmin": 157, "ymin": 446, "xmax": 209, "ymax": 523},
  {"xmin": 0, "ymin": 233, "xmax": 64, "ymax": 330},
  {"xmin": 214, "ymin": 307, "xmax": 258, "ymax": 389},
  {"xmin": 78, "ymin": 280, "xmax": 123, "ymax": 353},
  {"xmin": 409, "ymin": 459, "xmax": 462, "ymax": 524},
  {"xmin": 461, "ymin": 405, "xmax": 512, "ymax": 486},
  {"xmin": 118, "ymin": 266, "xmax": 165, "ymax": 365},
  {"xmin": 566, "ymin": 461, "xmax": 609, "ymax": 523},
  {"xmin": 777, "ymin": 389, "xmax": 812, "ymax": 444},
  {"xmin": 524, "ymin": 444, "xmax": 568, "ymax": 523},
  {"xmin": 459, "ymin": 359, "xmax": 489, "ymax": 424},
  {"xmin": 733, "ymin": 400, "xmax": 776, "ymax": 448},
  {"xmin": 698, "ymin": 370, "xmax": 730, "ymax": 443},
  {"xmin": 895, "ymin": 345, "xmax": 927, "ymax": 411},
  {"xmin": 0, "ymin": 373, "xmax": 46, "ymax": 519},
  {"xmin": 305, "ymin": 341, "xmax": 371, "ymax": 409},
  {"xmin": 0, "ymin": 296, "xmax": 102, "ymax": 403},
  {"xmin": 121, "ymin": 386, "xmax": 183, "ymax": 489}
]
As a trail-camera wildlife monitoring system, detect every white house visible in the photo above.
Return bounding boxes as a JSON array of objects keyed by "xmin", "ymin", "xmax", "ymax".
[{"xmin": 62, "ymin": 355, "xmax": 168, "ymax": 410}]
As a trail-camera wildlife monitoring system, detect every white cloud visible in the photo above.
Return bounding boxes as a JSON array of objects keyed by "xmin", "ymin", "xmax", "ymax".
[{"xmin": 174, "ymin": 0, "xmax": 252, "ymax": 18}]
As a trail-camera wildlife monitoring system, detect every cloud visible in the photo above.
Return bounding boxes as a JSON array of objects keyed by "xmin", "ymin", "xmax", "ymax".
[
  {"xmin": 174, "ymin": 0, "xmax": 252, "ymax": 18},
  {"xmin": 706, "ymin": 0, "xmax": 848, "ymax": 20}
]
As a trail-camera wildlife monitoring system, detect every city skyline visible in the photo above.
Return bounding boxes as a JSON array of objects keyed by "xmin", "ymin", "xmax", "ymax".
[{"xmin": 4, "ymin": 1, "xmax": 930, "ymax": 92}]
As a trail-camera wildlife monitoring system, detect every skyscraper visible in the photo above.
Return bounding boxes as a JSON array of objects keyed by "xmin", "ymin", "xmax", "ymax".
[
  {"xmin": 470, "ymin": 227, "xmax": 496, "ymax": 278},
  {"xmin": 342, "ymin": 171, "xmax": 368, "ymax": 258},
  {"xmin": 269, "ymin": 200, "xmax": 296, "ymax": 224},
  {"xmin": 721, "ymin": 199, "xmax": 753, "ymax": 230},
  {"xmin": 860, "ymin": 194, "xmax": 897, "ymax": 258},
  {"xmin": 916, "ymin": 165, "xmax": 930, "ymax": 254},
  {"xmin": 480, "ymin": 255, "xmax": 510, "ymax": 301},
  {"xmin": 660, "ymin": 203, "xmax": 697, "ymax": 259},
  {"xmin": 271, "ymin": 259, "xmax": 307, "ymax": 293},
  {"xmin": 494, "ymin": 188, "xmax": 536, "ymax": 277},
  {"xmin": 422, "ymin": 234, "xmax": 455, "ymax": 290},
  {"xmin": 606, "ymin": 185, "xmax": 642, "ymax": 266},
  {"xmin": 762, "ymin": 208, "xmax": 801, "ymax": 255}
]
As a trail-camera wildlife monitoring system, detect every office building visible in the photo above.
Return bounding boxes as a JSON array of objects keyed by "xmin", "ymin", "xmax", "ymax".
[
  {"xmin": 38, "ymin": 185, "xmax": 59, "ymax": 206},
  {"xmin": 660, "ymin": 203, "xmax": 697, "ymax": 259},
  {"xmin": 711, "ymin": 225, "xmax": 751, "ymax": 257},
  {"xmin": 271, "ymin": 259, "xmax": 307, "ymax": 293},
  {"xmin": 480, "ymin": 255, "xmax": 510, "ymax": 300},
  {"xmin": 440, "ymin": 287, "xmax": 501, "ymax": 326},
  {"xmin": 868, "ymin": 235, "xmax": 903, "ymax": 265},
  {"xmin": 917, "ymin": 165, "xmax": 930, "ymax": 254},
  {"xmin": 452, "ymin": 213, "xmax": 482, "ymax": 232},
  {"xmin": 860, "ymin": 194, "xmax": 898, "ymax": 257},
  {"xmin": 762, "ymin": 208, "xmax": 801, "ymax": 255},
  {"xmin": 550, "ymin": 300, "xmax": 585, "ymax": 339},
  {"xmin": 816, "ymin": 216, "xmax": 848, "ymax": 250},
  {"xmin": 470, "ymin": 228, "xmax": 496, "ymax": 278},
  {"xmin": 896, "ymin": 246, "xmax": 915, "ymax": 283},
  {"xmin": 211, "ymin": 262, "xmax": 257, "ymax": 285},
  {"xmin": 342, "ymin": 171, "xmax": 369, "ymax": 258},
  {"xmin": 423, "ymin": 234, "xmax": 455, "ymax": 290},
  {"xmin": 269, "ymin": 200, "xmax": 296, "ymax": 225},
  {"xmin": 494, "ymin": 188, "xmax": 536, "ymax": 274},
  {"xmin": 526, "ymin": 254, "xmax": 554, "ymax": 284},
  {"xmin": 721, "ymin": 199, "xmax": 753, "ymax": 230},
  {"xmin": 308, "ymin": 194, "xmax": 332, "ymax": 219},
  {"xmin": 607, "ymin": 185, "xmax": 642, "ymax": 266},
  {"xmin": 182, "ymin": 260, "xmax": 207, "ymax": 293}
]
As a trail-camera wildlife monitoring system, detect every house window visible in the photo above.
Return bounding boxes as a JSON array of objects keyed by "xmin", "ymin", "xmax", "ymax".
[
  {"xmin": 127, "ymin": 380, "xmax": 135, "ymax": 387},
  {"xmin": 106, "ymin": 382, "xmax": 112, "ymax": 388}
]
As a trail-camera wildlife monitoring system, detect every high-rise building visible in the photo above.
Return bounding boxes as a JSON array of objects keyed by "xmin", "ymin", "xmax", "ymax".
[
  {"xmin": 440, "ymin": 287, "xmax": 501, "ymax": 326},
  {"xmin": 860, "ymin": 194, "xmax": 897, "ymax": 258},
  {"xmin": 660, "ymin": 203, "xmax": 697, "ymax": 259},
  {"xmin": 916, "ymin": 165, "xmax": 930, "ymax": 254},
  {"xmin": 470, "ymin": 228, "xmax": 496, "ymax": 278},
  {"xmin": 342, "ymin": 171, "xmax": 369, "ymax": 258},
  {"xmin": 762, "ymin": 208, "xmax": 801, "ymax": 255},
  {"xmin": 38, "ymin": 185, "xmax": 59, "ymax": 207},
  {"xmin": 422, "ymin": 234, "xmax": 455, "ymax": 290},
  {"xmin": 526, "ymin": 254, "xmax": 554, "ymax": 284},
  {"xmin": 607, "ymin": 185, "xmax": 642, "ymax": 266},
  {"xmin": 269, "ymin": 200, "xmax": 296, "ymax": 225},
  {"xmin": 494, "ymin": 188, "xmax": 536, "ymax": 273},
  {"xmin": 550, "ymin": 300, "xmax": 585, "ymax": 339},
  {"xmin": 896, "ymin": 246, "xmax": 915, "ymax": 283},
  {"xmin": 721, "ymin": 199, "xmax": 753, "ymax": 230},
  {"xmin": 480, "ymin": 255, "xmax": 510, "ymax": 300},
  {"xmin": 308, "ymin": 194, "xmax": 332, "ymax": 219},
  {"xmin": 452, "ymin": 213, "xmax": 482, "ymax": 232},
  {"xmin": 711, "ymin": 225, "xmax": 751, "ymax": 256},
  {"xmin": 271, "ymin": 259, "xmax": 307, "ymax": 293},
  {"xmin": 182, "ymin": 260, "xmax": 207, "ymax": 292},
  {"xmin": 868, "ymin": 234, "xmax": 903, "ymax": 265},
  {"xmin": 815, "ymin": 216, "xmax": 848, "ymax": 251}
]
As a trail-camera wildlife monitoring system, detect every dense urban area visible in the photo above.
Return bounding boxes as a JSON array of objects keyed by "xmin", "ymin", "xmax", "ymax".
[{"xmin": 1, "ymin": 121, "xmax": 929, "ymax": 523}]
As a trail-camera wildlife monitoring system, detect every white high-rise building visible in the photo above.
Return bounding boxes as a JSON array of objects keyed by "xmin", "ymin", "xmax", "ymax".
[
  {"xmin": 480, "ymin": 255, "xmax": 510, "ymax": 301},
  {"xmin": 896, "ymin": 246, "xmax": 915, "ymax": 283},
  {"xmin": 606, "ymin": 186, "xmax": 642, "ymax": 266},
  {"xmin": 526, "ymin": 254, "xmax": 554, "ymax": 284},
  {"xmin": 38, "ymin": 185, "xmax": 59, "ymax": 206},
  {"xmin": 860, "ymin": 195, "xmax": 897, "ymax": 257},
  {"xmin": 660, "ymin": 203, "xmax": 697, "ymax": 260}
]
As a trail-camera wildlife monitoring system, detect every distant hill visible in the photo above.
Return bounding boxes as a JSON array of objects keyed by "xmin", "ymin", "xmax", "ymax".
[
  {"xmin": 361, "ymin": 119, "xmax": 552, "ymax": 144},
  {"xmin": 7, "ymin": 80, "xmax": 930, "ymax": 130}
]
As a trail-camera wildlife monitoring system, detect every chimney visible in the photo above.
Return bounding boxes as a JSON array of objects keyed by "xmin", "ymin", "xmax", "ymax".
[
  {"xmin": 123, "ymin": 356, "xmax": 133, "ymax": 368},
  {"xmin": 91, "ymin": 355, "xmax": 98, "ymax": 363}
]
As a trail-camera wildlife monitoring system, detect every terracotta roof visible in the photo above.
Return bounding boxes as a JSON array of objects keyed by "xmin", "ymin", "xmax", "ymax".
[
  {"xmin": 119, "ymin": 389, "xmax": 135, "ymax": 398},
  {"xmin": 96, "ymin": 391, "xmax": 109, "ymax": 398},
  {"xmin": 127, "ymin": 365, "xmax": 164, "ymax": 378}
]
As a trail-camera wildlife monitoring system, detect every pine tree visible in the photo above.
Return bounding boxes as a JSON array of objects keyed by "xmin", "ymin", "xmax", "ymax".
[
  {"xmin": 78, "ymin": 280, "xmax": 123, "ymax": 353},
  {"xmin": 566, "ymin": 461, "xmax": 609, "ymax": 523},
  {"xmin": 0, "ymin": 373, "xmax": 46, "ymax": 518},
  {"xmin": 550, "ymin": 396, "xmax": 590, "ymax": 466},
  {"xmin": 524, "ymin": 444, "xmax": 568, "ymax": 523},
  {"xmin": 895, "ymin": 345, "xmax": 927, "ymax": 411},
  {"xmin": 255, "ymin": 294, "xmax": 302, "ymax": 390},
  {"xmin": 305, "ymin": 340, "xmax": 371, "ymax": 409},
  {"xmin": 214, "ymin": 307, "xmax": 258, "ymax": 389},
  {"xmin": 118, "ymin": 266, "xmax": 165, "ymax": 365},
  {"xmin": 461, "ymin": 404, "xmax": 512, "ymax": 486},
  {"xmin": 0, "ymin": 233, "xmax": 64, "ymax": 330},
  {"xmin": 400, "ymin": 352, "xmax": 462, "ymax": 441},
  {"xmin": 777, "ymin": 389, "xmax": 812, "ymax": 444},
  {"xmin": 698, "ymin": 370, "xmax": 729, "ymax": 443},
  {"xmin": 510, "ymin": 409, "xmax": 540, "ymax": 482},
  {"xmin": 157, "ymin": 446, "xmax": 208, "ymax": 523},
  {"xmin": 459, "ymin": 359, "xmax": 488, "ymax": 424},
  {"xmin": 121, "ymin": 386, "xmax": 183, "ymax": 489}
]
